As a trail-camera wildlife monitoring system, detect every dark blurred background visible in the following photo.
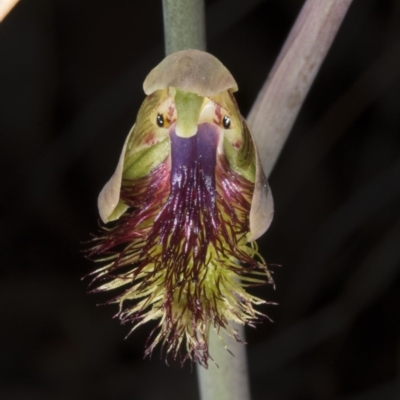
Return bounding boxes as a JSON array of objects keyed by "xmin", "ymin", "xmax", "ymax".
[{"xmin": 1, "ymin": 0, "xmax": 400, "ymax": 399}]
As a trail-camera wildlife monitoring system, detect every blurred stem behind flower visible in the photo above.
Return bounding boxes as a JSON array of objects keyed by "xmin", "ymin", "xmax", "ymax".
[{"xmin": 88, "ymin": 50, "xmax": 274, "ymax": 366}]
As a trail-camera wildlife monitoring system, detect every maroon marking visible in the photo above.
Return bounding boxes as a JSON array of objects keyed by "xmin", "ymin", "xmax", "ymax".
[
  {"xmin": 232, "ymin": 140, "xmax": 242, "ymax": 149},
  {"xmin": 168, "ymin": 104, "xmax": 175, "ymax": 119},
  {"xmin": 214, "ymin": 104, "xmax": 222, "ymax": 125},
  {"xmin": 144, "ymin": 131, "xmax": 156, "ymax": 146}
]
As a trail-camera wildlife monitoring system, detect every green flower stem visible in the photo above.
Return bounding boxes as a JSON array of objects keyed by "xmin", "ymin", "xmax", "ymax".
[
  {"xmin": 197, "ymin": 326, "xmax": 251, "ymax": 400},
  {"xmin": 162, "ymin": 0, "xmax": 206, "ymax": 55},
  {"xmin": 161, "ymin": 1, "xmax": 251, "ymax": 400}
]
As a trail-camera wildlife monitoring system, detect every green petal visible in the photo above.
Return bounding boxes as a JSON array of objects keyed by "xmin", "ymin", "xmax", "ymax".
[{"xmin": 97, "ymin": 126, "xmax": 133, "ymax": 223}]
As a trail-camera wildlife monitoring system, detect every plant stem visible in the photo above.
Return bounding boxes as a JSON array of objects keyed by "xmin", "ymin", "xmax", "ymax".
[
  {"xmin": 161, "ymin": 2, "xmax": 251, "ymax": 400},
  {"xmin": 162, "ymin": 0, "xmax": 206, "ymax": 55},
  {"xmin": 0, "ymin": 0, "xmax": 20, "ymax": 22},
  {"xmin": 248, "ymin": 0, "xmax": 354, "ymax": 177},
  {"xmin": 196, "ymin": 326, "xmax": 251, "ymax": 400}
]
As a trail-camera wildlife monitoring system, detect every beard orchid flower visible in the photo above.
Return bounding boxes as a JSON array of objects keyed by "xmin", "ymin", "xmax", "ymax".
[{"xmin": 88, "ymin": 49, "xmax": 274, "ymax": 366}]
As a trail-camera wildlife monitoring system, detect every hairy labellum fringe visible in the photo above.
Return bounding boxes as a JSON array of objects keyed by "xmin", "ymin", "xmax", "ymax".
[{"xmin": 88, "ymin": 128, "xmax": 273, "ymax": 366}]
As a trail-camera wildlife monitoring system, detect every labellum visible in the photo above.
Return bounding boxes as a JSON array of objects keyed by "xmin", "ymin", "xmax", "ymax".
[{"xmin": 88, "ymin": 50, "xmax": 274, "ymax": 366}]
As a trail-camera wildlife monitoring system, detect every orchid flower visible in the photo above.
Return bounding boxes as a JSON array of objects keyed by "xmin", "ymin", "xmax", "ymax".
[{"xmin": 88, "ymin": 50, "xmax": 274, "ymax": 366}]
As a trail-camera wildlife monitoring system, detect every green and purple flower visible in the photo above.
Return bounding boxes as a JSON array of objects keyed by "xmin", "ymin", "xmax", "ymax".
[{"xmin": 88, "ymin": 50, "xmax": 274, "ymax": 366}]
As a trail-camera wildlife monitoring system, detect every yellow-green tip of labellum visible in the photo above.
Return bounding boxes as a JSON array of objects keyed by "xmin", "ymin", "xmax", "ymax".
[{"xmin": 87, "ymin": 49, "xmax": 274, "ymax": 367}]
